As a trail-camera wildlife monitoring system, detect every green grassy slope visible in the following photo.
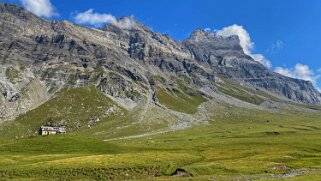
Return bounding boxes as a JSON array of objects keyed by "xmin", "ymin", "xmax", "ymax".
[
  {"xmin": 0, "ymin": 86, "xmax": 125, "ymax": 140},
  {"xmin": 152, "ymin": 76, "xmax": 207, "ymax": 114},
  {"xmin": 216, "ymin": 79, "xmax": 265, "ymax": 105},
  {"xmin": 156, "ymin": 87, "xmax": 205, "ymax": 114},
  {"xmin": 0, "ymin": 103, "xmax": 321, "ymax": 180},
  {"xmin": 156, "ymin": 83, "xmax": 207, "ymax": 114},
  {"xmin": 1, "ymin": 77, "xmax": 321, "ymax": 180},
  {"xmin": 217, "ymin": 86, "xmax": 265, "ymax": 105}
]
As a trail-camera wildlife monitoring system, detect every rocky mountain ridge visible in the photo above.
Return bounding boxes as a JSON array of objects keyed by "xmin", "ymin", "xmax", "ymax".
[{"xmin": 0, "ymin": 2, "xmax": 321, "ymax": 121}]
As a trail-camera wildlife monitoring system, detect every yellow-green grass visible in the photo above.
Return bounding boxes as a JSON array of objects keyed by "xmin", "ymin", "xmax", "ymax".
[
  {"xmin": 156, "ymin": 86, "xmax": 206, "ymax": 114},
  {"xmin": 1, "ymin": 103, "xmax": 321, "ymax": 180},
  {"xmin": 216, "ymin": 80, "xmax": 265, "ymax": 105},
  {"xmin": 5, "ymin": 67, "xmax": 21, "ymax": 83},
  {"xmin": 0, "ymin": 135, "xmax": 201, "ymax": 180},
  {"xmin": 152, "ymin": 76, "xmax": 208, "ymax": 114}
]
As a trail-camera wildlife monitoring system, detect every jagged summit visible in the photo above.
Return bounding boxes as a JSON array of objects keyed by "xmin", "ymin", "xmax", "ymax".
[
  {"xmin": 188, "ymin": 28, "xmax": 214, "ymax": 41},
  {"xmin": 189, "ymin": 29, "xmax": 209, "ymax": 37},
  {"xmin": 188, "ymin": 28, "xmax": 239, "ymax": 42},
  {"xmin": 186, "ymin": 28, "xmax": 244, "ymax": 54}
]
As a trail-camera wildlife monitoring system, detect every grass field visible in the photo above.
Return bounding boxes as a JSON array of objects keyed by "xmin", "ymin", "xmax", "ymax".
[{"xmin": 1, "ymin": 102, "xmax": 321, "ymax": 180}]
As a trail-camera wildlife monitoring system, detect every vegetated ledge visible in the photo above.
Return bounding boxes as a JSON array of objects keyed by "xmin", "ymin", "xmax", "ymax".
[{"xmin": 156, "ymin": 86, "xmax": 207, "ymax": 114}]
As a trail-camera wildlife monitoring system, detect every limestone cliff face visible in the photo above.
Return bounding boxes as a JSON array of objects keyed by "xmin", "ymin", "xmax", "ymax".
[
  {"xmin": 0, "ymin": 2, "xmax": 320, "ymax": 120},
  {"xmin": 184, "ymin": 29, "xmax": 321, "ymax": 104}
]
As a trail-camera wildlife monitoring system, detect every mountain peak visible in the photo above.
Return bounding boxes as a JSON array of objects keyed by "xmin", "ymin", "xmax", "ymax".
[
  {"xmin": 185, "ymin": 28, "xmax": 243, "ymax": 54},
  {"xmin": 187, "ymin": 28, "xmax": 240, "ymax": 44},
  {"xmin": 188, "ymin": 28, "xmax": 214, "ymax": 41}
]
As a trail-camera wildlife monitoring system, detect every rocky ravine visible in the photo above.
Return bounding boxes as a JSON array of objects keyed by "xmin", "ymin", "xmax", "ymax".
[{"xmin": 0, "ymin": 2, "xmax": 320, "ymax": 121}]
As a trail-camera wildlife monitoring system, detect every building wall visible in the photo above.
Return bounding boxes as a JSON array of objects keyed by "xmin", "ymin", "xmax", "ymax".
[
  {"xmin": 41, "ymin": 130, "xmax": 57, "ymax": 135},
  {"xmin": 48, "ymin": 131, "xmax": 57, "ymax": 135},
  {"xmin": 40, "ymin": 126, "xmax": 66, "ymax": 135}
]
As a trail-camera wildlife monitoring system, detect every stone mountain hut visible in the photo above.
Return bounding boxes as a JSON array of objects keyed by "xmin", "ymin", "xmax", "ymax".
[{"xmin": 40, "ymin": 126, "xmax": 66, "ymax": 135}]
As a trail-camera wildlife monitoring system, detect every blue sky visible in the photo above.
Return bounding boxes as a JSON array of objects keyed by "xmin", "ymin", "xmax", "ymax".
[{"xmin": 3, "ymin": 0, "xmax": 321, "ymax": 89}]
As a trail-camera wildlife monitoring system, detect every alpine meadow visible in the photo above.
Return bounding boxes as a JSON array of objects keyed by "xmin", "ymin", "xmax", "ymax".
[{"xmin": 0, "ymin": 1, "xmax": 321, "ymax": 180}]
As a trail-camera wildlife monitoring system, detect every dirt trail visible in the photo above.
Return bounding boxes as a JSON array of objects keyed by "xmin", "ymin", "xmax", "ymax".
[{"xmin": 104, "ymin": 100, "xmax": 209, "ymax": 142}]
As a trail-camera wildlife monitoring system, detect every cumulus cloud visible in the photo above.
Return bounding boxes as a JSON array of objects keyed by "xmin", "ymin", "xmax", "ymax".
[
  {"xmin": 74, "ymin": 9, "xmax": 136, "ymax": 29},
  {"xmin": 21, "ymin": 0, "xmax": 58, "ymax": 18},
  {"xmin": 275, "ymin": 64, "xmax": 321, "ymax": 90},
  {"xmin": 215, "ymin": 24, "xmax": 272, "ymax": 68},
  {"xmin": 74, "ymin": 9, "xmax": 117, "ymax": 27}
]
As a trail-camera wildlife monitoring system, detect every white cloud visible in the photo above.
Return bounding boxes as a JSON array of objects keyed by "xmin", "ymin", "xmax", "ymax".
[
  {"xmin": 74, "ymin": 9, "xmax": 117, "ymax": 27},
  {"xmin": 21, "ymin": 0, "xmax": 57, "ymax": 18},
  {"xmin": 274, "ymin": 67, "xmax": 293, "ymax": 77},
  {"xmin": 251, "ymin": 54, "xmax": 272, "ymax": 68},
  {"xmin": 275, "ymin": 64, "xmax": 321, "ymax": 90},
  {"xmin": 74, "ymin": 10, "xmax": 137, "ymax": 29},
  {"xmin": 215, "ymin": 24, "xmax": 272, "ymax": 68}
]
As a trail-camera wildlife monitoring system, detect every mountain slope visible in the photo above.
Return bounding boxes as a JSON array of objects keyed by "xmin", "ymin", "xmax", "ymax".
[
  {"xmin": 0, "ymin": 2, "xmax": 320, "ymax": 126},
  {"xmin": 0, "ymin": 86, "xmax": 124, "ymax": 139}
]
